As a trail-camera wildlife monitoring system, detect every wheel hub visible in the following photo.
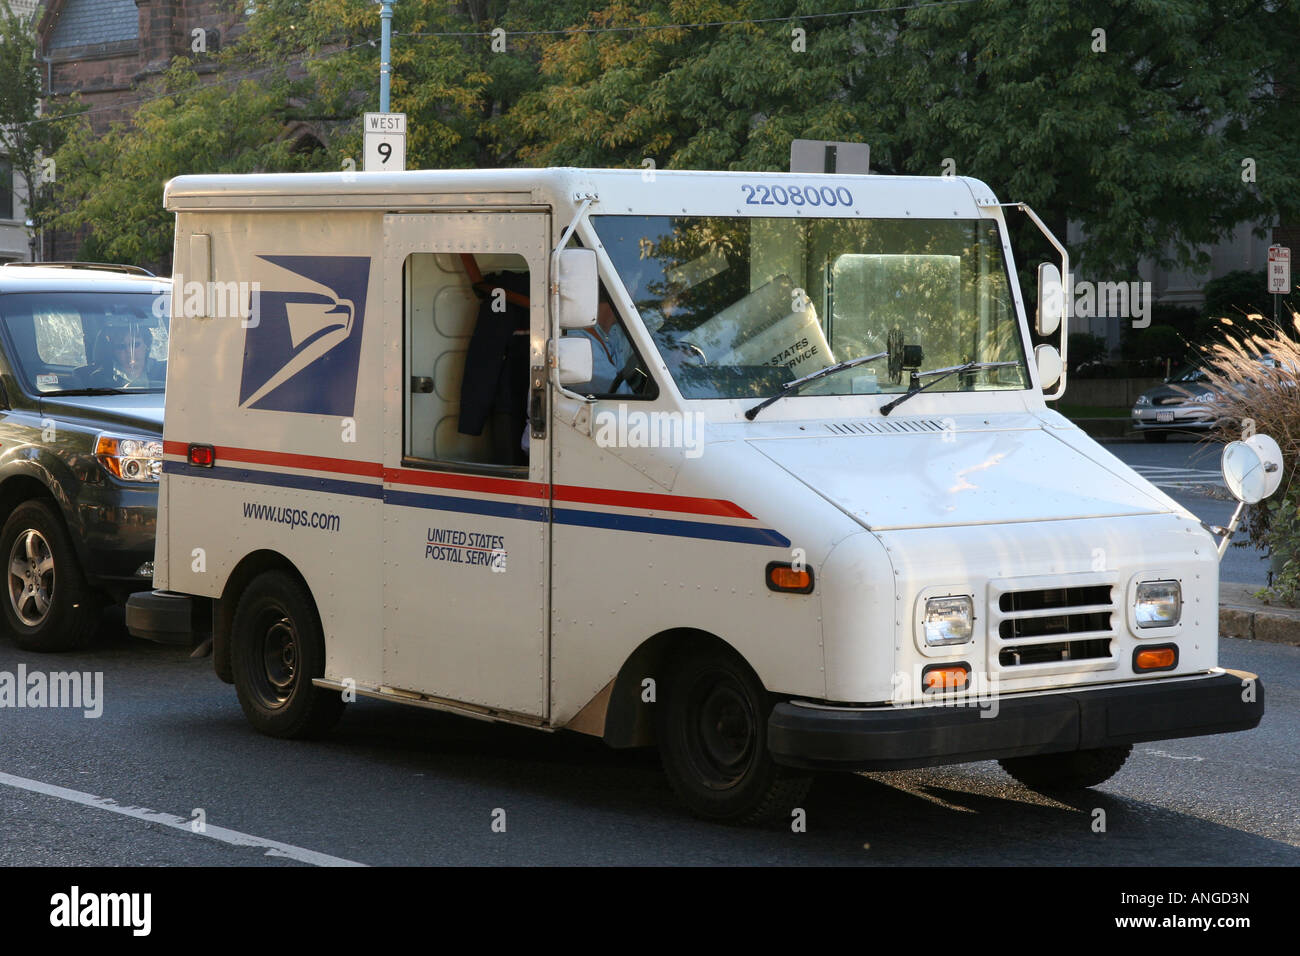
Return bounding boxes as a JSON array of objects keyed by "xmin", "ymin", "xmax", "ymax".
[
  {"xmin": 7, "ymin": 529, "xmax": 54, "ymax": 628},
  {"xmin": 690, "ymin": 675, "xmax": 757, "ymax": 787},
  {"xmin": 260, "ymin": 616, "xmax": 298, "ymax": 698}
]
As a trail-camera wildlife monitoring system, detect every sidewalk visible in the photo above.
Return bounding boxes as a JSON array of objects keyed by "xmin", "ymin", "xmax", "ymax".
[{"xmin": 1220, "ymin": 581, "xmax": 1300, "ymax": 646}]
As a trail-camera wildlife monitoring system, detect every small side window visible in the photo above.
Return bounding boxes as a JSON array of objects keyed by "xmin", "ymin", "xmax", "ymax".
[
  {"xmin": 562, "ymin": 283, "xmax": 658, "ymax": 400},
  {"xmin": 405, "ymin": 252, "xmax": 531, "ymax": 470}
]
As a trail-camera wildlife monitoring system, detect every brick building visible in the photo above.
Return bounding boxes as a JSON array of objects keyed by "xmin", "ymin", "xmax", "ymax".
[
  {"xmin": 33, "ymin": 1, "xmax": 258, "ymax": 260},
  {"xmin": 38, "ymin": 0, "xmax": 247, "ymax": 132}
]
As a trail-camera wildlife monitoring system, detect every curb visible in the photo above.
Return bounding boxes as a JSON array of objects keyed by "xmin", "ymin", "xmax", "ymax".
[{"xmin": 1219, "ymin": 603, "xmax": 1300, "ymax": 647}]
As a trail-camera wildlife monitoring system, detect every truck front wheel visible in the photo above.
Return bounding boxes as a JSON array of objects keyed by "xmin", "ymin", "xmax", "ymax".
[
  {"xmin": 999, "ymin": 744, "xmax": 1133, "ymax": 791},
  {"xmin": 657, "ymin": 649, "xmax": 811, "ymax": 824},
  {"xmin": 230, "ymin": 570, "xmax": 344, "ymax": 739}
]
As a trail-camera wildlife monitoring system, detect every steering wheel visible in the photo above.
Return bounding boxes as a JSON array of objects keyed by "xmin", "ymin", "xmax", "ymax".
[
  {"xmin": 680, "ymin": 342, "xmax": 707, "ymax": 364},
  {"xmin": 608, "ymin": 353, "xmax": 650, "ymax": 395}
]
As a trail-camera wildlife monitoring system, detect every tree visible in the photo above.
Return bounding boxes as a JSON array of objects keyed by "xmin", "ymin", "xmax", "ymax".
[
  {"xmin": 0, "ymin": 3, "xmax": 74, "ymax": 253},
  {"xmin": 47, "ymin": 62, "xmax": 322, "ymax": 269},
  {"xmin": 503, "ymin": 0, "xmax": 1300, "ymax": 278}
]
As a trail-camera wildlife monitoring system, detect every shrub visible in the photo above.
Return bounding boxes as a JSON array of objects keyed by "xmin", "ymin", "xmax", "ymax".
[
  {"xmin": 1199, "ymin": 309, "xmax": 1300, "ymax": 558},
  {"xmin": 1068, "ymin": 332, "xmax": 1109, "ymax": 372}
]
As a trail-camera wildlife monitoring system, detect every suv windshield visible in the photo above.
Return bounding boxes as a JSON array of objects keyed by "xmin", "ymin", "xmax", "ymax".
[
  {"xmin": 593, "ymin": 215, "xmax": 1029, "ymax": 399},
  {"xmin": 0, "ymin": 292, "xmax": 168, "ymax": 394}
]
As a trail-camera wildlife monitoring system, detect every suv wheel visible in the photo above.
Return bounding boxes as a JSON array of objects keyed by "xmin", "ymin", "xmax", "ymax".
[{"xmin": 0, "ymin": 500, "xmax": 100, "ymax": 651}]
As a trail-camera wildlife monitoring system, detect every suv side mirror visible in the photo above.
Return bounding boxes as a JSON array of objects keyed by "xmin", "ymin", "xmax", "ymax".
[{"xmin": 558, "ymin": 249, "xmax": 599, "ymax": 330}]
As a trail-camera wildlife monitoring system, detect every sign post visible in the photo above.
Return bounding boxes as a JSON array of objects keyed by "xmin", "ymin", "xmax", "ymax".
[
  {"xmin": 790, "ymin": 139, "xmax": 870, "ymax": 175},
  {"xmin": 363, "ymin": 112, "xmax": 406, "ymax": 172},
  {"xmin": 1268, "ymin": 245, "xmax": 1291, "ymax": 326}
]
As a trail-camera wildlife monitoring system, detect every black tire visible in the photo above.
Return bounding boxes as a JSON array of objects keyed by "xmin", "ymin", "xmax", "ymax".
[
  {"xmin": 230, "ymin": 570, "xmax": 344, "ymax": 739},
  {"xmin": 657, "ymin": 648, "xmax": 812, "ymax": 824},
  {"xmin": 999, "ymin": 744, "xmax": 1132, "ymax": 792},
  {"xmin": 1143, "ymin": 430, "xmax": 1168, "ymax": 443},
  {"xmin": 0, "ymin": 500, "xmax": 101, "ymax": 652}
]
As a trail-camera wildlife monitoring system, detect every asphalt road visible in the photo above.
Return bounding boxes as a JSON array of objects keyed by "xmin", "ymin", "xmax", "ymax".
[
  {"xmin": 0, "ymin": 613, "xmax": 1294, "ymax": 866},
  {"xmin": 0, "ymin": 432, "xmax": 1293, "ymax": 867}
]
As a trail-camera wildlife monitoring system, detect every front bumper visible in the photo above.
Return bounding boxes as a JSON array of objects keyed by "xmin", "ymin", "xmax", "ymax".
[
  {"xmin": 1131, "ymin": 407, "xmax": 1215, "ymax": 431},
  {"xmin": 126, "ymin": 590, "xmax": 197, "ymax": 645},
  {"xmin": 768, "ymin": 670, "xmax": 1262, "ymax": 770}
]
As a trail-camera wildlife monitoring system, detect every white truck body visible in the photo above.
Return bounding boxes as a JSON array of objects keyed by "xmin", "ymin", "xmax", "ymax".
[{"xmin": 130, "ymin": 167, "xmax": 1263, "ymax": 821}]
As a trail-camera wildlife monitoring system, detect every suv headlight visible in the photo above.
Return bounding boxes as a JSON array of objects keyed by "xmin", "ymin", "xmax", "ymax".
[
  {"xmin": 95, "ymin": 433, "xmax": 163, "ymax": 482},
  {"xmin": 1134, "ymin": 394, "xmax": 1151, "ymax": 406},
  {"xmin": 1135, "ymin": 580, "xmax": 1181, "ymax": 628},
  {"xmin": 923, "ymin": 595, "xmax": 974, "ymax": 645}
]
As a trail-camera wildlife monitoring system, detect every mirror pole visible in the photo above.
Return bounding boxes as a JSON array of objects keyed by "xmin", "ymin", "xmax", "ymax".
[{"xmin": 1217, "ymin": 500, "xmax": 1247, "ymax": 560}]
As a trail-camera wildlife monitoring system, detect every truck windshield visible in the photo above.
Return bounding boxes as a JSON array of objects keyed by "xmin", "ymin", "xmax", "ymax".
[
  {"xmin": 0, "ymin": 292, "xmax": 169, "ymax": 394},
  {"xmin": 592, "ymin": 215, "xmax": 1029, "ymax": 400}
]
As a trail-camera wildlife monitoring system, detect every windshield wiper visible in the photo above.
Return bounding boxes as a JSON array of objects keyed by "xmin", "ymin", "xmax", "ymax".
[
  {"xmin": 42, "ymin": 387, "xmax": 131, "ymax": 396},
  {"xmin": 745, "ymin": 351, "xmax": 888, "ymax": 420},
  {"xmin": 879, "ymin": 361, "xmax": 1020, "ymax": 416}
]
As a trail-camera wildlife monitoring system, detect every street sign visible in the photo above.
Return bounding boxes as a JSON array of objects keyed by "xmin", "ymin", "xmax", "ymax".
[
  {"xmin": 790, "ymin": 139, "xmax": 870, "ymax": 175},
  {"xmin": 363, "ymin": 112, "xmax": 406, "ymax": 172},
  {"xmin": 1268, "ymin": 245, "xmax": 1291, "ymax": 294}
]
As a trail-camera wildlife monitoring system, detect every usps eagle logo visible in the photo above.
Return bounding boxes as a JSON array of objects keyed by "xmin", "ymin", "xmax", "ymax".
[{"xmin": 238, "ymin": 255, "xmax": 371, "ymax": 416}]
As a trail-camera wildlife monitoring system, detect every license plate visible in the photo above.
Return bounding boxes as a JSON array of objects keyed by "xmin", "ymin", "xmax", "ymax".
[{"xmin": 1156, "ymin": 411, "xmax": 1174, "ymax": 423}]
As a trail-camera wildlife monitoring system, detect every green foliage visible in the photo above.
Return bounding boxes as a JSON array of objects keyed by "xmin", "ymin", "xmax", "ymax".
[
  {"xmin": 1255, "ymin": 488, "xmax": 1300, "ymax": 607},
  {"xmin": 39, "ymin": 0, "xmax": 1300, "ymax": 278},
  {"xmin": 1068, "ymin": 331, "xmax": 1109, "ymax": 369},
  {"xmin": 0, "ymin": 4, "xmax": 77, "ymax": 228},
  {"xmin": 48, "ymin": 63, "xmax": 319, "ymax": 269}
]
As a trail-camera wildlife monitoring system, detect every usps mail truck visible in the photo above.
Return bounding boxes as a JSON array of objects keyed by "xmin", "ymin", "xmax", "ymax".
[{"xmin": 128, "ymin": 167, "xmax": 1272, "ymax": 823}]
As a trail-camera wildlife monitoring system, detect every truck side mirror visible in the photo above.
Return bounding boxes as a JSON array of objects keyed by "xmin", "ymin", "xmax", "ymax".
[
  {"xmin": 558, "ymin": 249, "xmax": 599, "ymax": 330},
  {"xmin": 1036, "ymin": 262, "xmax": 1065, "ymax": 336},
  {"xmin": 1222, "ymin": 434, "xmax": 1283, "ymax": 504},
  {"xmin": 1035, "ymin": 344, "xmax": 1063, "ymax": 390},
  {"xmin": 557, "ymin": 335, "xmax": 594, "ymax": 386}
]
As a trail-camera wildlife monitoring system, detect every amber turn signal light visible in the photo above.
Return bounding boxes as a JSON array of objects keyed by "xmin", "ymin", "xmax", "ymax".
[
  {"xmin": 766, "ymin": 562, "xmax": 814, "ymax": 594},
  {"xmin": 1134, "ymin": 645, "xmax": 1178, "ymax": 671},
  {"xmin": 922, "ymin": 663, "xmax": 970, "ymax": 693}
]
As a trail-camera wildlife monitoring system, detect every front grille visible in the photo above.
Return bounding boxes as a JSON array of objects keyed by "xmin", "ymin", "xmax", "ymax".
[
  {"xmin": 999, "ymin": 638, "xmax": 1112, "ymax": 667},
  {"xmin": 989, "ymin": 575, "xmax": 1120, "ymax": 675}
]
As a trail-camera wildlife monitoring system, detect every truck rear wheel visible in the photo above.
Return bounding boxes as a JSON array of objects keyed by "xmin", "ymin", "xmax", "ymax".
[
  {"xmin": 999, "ymin": 744, "xmax": 1132, "ymax": 791},
  {"xmin": 657, "ymin": 649, "xmax": 811, "ymax": 824},
  {"xmin": 0, "ymin": 500, "xmax": 100, "ymax": 652},
  {"xmin": 230, "ymin": 570, "xmax": 344, "ymax": 739}
]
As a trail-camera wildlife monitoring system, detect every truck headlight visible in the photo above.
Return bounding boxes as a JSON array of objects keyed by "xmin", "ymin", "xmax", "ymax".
[
  {"xmin": 95, "ymin": 433, "xmax": 163, "ymax": 483},
  {"xmin": 923, "ymin": 595, "xmax": 974, "ymax": 645},
  {"xmin": 1135, "ymin": 580, "xmax": 1181, "ymax": 628}
]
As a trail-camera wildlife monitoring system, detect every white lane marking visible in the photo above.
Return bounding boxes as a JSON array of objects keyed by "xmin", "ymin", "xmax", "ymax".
[
  {"xmin": 1141, "ymin": 749, "xmax": 1206, "ymax": 762},
  {"xmin": 1130, "ymin": 464, "xmax": 1224, "ymax": 489},
  {"xmin": 0, "ymin": 770, "xmax": 365, "ymax": 867}
]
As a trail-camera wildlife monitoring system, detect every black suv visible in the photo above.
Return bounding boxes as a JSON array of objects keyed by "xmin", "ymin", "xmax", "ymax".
[{"xmin": 0, "ymin": 263, "xmax": 167, "ymax": 651}]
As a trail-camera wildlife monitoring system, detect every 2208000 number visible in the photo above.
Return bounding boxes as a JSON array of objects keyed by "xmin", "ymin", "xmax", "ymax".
[{"xmin": 741, "ymin": 184, "xmax": 854, "ymax": 208}]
